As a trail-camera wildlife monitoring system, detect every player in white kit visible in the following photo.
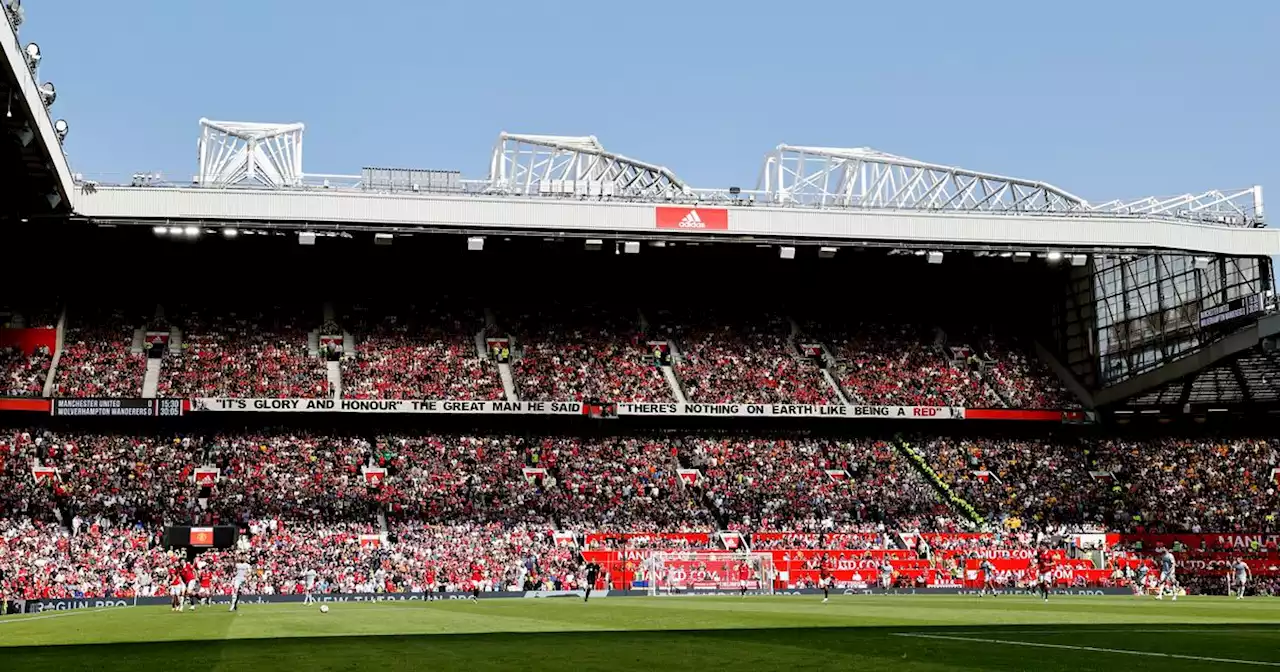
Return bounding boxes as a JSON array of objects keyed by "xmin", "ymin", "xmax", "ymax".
[
  {"xmin": 1231, "ymin": 558, "xmax": 1250, "ymax": 599},
  {"xmin": 303, "ymin": 568, "xmax": 318, "ymax": 604},
  {"xmin": 230, "ymin": 558, "xmax": 251, "ymax": 612}
]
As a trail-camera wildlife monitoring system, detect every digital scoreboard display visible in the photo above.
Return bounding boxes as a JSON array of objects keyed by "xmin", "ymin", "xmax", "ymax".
[{"xmin": 51, "ymin": 399, "xmax": 184, "ymax": 417}]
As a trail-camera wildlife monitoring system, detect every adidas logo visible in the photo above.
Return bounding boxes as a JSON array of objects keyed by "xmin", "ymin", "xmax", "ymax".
[{"xmin": 678, "ymin": 210, "xmax": 707, "ymax": 228}]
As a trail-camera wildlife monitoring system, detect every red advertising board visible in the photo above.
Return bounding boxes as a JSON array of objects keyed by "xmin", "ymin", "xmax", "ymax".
[{"xmin": 655, "ymin": 207, "xmax": 729, "ymax": 231}]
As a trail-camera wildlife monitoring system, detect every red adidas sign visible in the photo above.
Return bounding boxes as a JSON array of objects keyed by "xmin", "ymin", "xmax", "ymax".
[{"xmin": 655, "ymin": 207, "xmax": 729, "ymax": 231}]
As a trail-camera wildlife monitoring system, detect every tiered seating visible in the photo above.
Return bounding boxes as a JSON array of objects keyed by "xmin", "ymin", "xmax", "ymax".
[
  {"xmin": 812, "ymin": 321, "xmax": 994, "ymax": 407},
  {"xmin": 53, "ymin": 309, "xmax": 147, "ymax": 398},
  {"xmin": 339, "ymin": 301, "xmax": 504, "ymax": 400},
  {"xmin": 506, "ymin": 304, "xmax": 671, "ymax": 402},
  {"xmin": 2, "ymin": 427, "xmax": 1276, "ymax": 598},
  {"xmin": 536, "ymin": 436, "xmax": 714, "ymax": 531},
  {"xmin": 1091, "ymin": 436, "xmax": 1279, "ymax": 533},
  {"xmin": 913, "ymin": 435, "xmax": 1106, "ymax": 530},
  {"xmin": 963, "ymin": 331, "xmax": 1076, "ymax": 409},
  {"xmin": 0, "ymin": 345, "xmax": 50, "ymax": 397},
  {"xmin": 683, "ymin": 436, "xmax": 951, "ymax": 532},
  {"xmin": 657, "ymin": 310, "xmax": 834, "ymax": 404},
  {"xmin": 158, "ymin": 304, "xmax": 328, "ymax": 398},
  {"xmin": 372, "ymin": 434, "xmax": 537, "ymax": 522}
]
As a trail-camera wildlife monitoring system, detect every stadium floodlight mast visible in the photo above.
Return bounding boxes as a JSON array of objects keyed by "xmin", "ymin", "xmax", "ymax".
[
  {"xmin": 488, "ymin": 132, "xmax": 688, "ymax": 199},
  {"xmin": 196, "ymin": 119, "xmax": 305, "ymax": 189}
]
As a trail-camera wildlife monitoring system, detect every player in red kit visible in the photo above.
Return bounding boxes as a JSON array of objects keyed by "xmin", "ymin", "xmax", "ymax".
[
  {"xmin": 469, "ymin": 566, "xmax": 482, "ymax": 601},
  {"xmin": 819, "ymin": 565, "xmax": 832, "ymax": 603},
  {"xmin": 198, "ymin": 570, "xmax": 213, "ymax": 607},
  {"xmin": 1036, "ymin": 549, "xmax": 1054, "ymax": 602},
  {"xmin": 181, "ymin": 562, "xmax": 198, "ymax": 611},
  {"xmin": 168, "ymin": 569, "xmax": 185, "ymax": 612},
  {"xmin": 738, "ymin": 562, "xmax": 753, "ymax": 597}
]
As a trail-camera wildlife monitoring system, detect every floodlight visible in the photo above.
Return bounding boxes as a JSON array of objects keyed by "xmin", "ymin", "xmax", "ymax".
[
  {"xmin": 927, "ymin": 251, "xmax": 943, "ymax": 264},
  {"xmin": 467, "ymin": 236, "xmax": 484, "ymax": 251},
  {"xmin": 167, "ymin": 226, "xmax": 183, "ymax": 235},
  {"xmin": 779, "ymin": 246, "xmax": 795, "ymax": 260},
  {"xmin": 23, "ymin": 42, "xmax": 39, "ymax": 71},
  {"xmin": 1047, "ymin": 251, "xmax": 1063, "ymax": 262},
  {"xmin": 222, "ymin": 228, "xmax": 238, "ymax": 238},
  {"xmin": 53, "ymin": 119, "xmax": 68, "ymax": 143},
  {"xmin": 6, "ymin": 0, "xmax": 23, "ymax": 30},
  {"xmin": 37, "ymin": 82, "xmax": 54, "ymax": 107},
  {"xmin": 153, "ymin": 225, "xmax": 167, "ymax": 235},
  {"xmin": 183, "ymin": 226, "xmax": 199, "ymax": 237}
]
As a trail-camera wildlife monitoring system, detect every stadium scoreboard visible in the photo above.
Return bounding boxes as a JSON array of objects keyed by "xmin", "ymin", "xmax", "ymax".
[{"xmin": 51, "ymin": 398, "xmax": 184, "ymax": 417}]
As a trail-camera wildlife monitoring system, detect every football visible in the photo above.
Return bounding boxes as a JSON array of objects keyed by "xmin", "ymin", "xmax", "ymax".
[{"xmin": 319, "ymin": 605, "xmax": 329, "ymax": 614}]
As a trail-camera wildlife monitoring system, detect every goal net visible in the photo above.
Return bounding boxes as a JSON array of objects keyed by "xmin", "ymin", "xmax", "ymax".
[{"xmin": 641, "ymin": 551, "xmax": 775, "ymax": 596}]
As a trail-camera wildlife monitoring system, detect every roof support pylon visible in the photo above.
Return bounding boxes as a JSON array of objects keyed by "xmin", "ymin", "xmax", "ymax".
[
  {"xmin": 488, "ymin": 132, "xmax": 687, "ymax": 199},
  {"xmin": 197, "ymin": 119, "xmax": 305, "ymax": 188}
]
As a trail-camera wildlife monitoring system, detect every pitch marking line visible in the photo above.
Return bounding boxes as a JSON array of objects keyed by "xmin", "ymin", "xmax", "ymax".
[
  {"xmin": 893, "ymin": 633, "xmax": 1280, "ymax": 667},
  {"xmin": 0, "ymin": 608, "xmax": 111, "ymax": 624}
]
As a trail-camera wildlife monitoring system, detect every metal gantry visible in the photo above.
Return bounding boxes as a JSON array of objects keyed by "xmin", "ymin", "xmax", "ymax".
[
  {"xmin": 759, "ymin": 144, "xmax": 1091, "ymax": 214},
  {"xmin": 487, "ymin": 132, "xmax": 688, "ymax": 199},
  {"xmin": 197, "ymin": 119, "xmax": 305, "ymax": 188},
  {"xmin": 758, "ymin": 145, "xmax": 1265, "ymax": 226},
  {"xmin": 1087, "ymin": 187, "xmax": 1263, "ymax": 226}
]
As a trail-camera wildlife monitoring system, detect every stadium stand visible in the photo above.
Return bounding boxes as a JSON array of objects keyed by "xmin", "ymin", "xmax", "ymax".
[
  {"xmin": 157, "ymin": 302, "xmax": 330, "ymax": 398},
  {"xmin": 0, "ymin": 345, "xmax": 49, "ymax": 397},
  {"xmin": 52, "ymin": 308, "xmax": 147, "ymax": 398},
  {"xmin": 338, "ymin": 300, "xmax": 504, "ymax": 400},
  {"xmin": 503, "ymin": 304, "xmax": 672, "ymax": 402},
  {"xmin": 8, "ymin": 423, "xmax": 1274, "ymax": 598},
  {"xmin": 654, "ymin": 308, "xmax": 835, "ymax": 405}
]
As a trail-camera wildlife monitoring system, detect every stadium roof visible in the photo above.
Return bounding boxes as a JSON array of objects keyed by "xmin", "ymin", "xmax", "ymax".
[{"xmin": 0, "ymin": 7, "xmax": 73, "ymax": 219}]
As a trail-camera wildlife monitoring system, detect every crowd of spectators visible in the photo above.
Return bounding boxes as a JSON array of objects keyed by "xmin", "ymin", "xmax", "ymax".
[
  {"xmin": 53, "ymin": 310, "xmax": 147, "ymax": 398},
  {"xmin": 813, "ymin": 322, "xmax": 996, "ymax": 407},
  {"xmin": 914, "ymin": 435, "xmax": 1109, "ymax": 532},
  {"xmin": 916, "ymin": 434, "xmax": 1280, "ymax": 535},
  {"xmin": 339, "ymin": 302, "xmax": 504, "ymax": 400},
  {"xmin": 2, "ymin": 427, "xmax": 1278, "ymax": 599},
  {"xmin": 968, "ymin": 333, "xmax": 1077, "ymax": 409},
  {"xmin": 656, "ymin": 310, "xmax": 834, "ymax": 405},
  {"xmin": 532, "ymin": 436, "xmax": 715, "ymax": 532},
  {"xmin": 157, "ymin": 305, "xmax": 329, "ymax": 398},
  {"xmin": 682, "ymin": 436, "xmax": 953, "ymax": 532},
  {"xmin": 0, "ymin": 517, "xmax": 592, "ymax": 599},
  {"xmin": 1090, "ymin": 437, "xmax": 1279, "ymax": 534},
  {"xmin": 0, "ymin": 345, "xmax": 50, "ymax": 397},
  {"xmin": 505, "ymin": 305, "xmax": 672, "ymax": 402}
]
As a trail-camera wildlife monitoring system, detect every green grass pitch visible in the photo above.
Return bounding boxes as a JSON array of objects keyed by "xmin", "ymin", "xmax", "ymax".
[{"xmin": 2, "ymin": 595, "xmax": 1278, "ymax": 671}]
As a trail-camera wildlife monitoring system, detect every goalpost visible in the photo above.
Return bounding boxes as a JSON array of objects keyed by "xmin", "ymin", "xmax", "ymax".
[{"xmin": 642, "ymin": 551, "xmax": 776, "ymax": 596}]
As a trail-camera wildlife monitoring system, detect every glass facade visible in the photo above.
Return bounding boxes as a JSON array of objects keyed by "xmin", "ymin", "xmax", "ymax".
[{"xmin": 1091, "ymin": 255, "xmax": 1269, "ymax": 386}]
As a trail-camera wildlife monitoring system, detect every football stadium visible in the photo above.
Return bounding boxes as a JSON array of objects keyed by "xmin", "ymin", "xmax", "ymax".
[{"xmin": 1, "ymin": 3, "xmax": 1278, "ymax": 670}]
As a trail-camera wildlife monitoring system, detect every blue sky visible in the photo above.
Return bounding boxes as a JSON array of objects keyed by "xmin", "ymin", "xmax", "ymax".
[{"xmin": 23, "ymin": 0, "xmax": 1280, "ymax": 207}]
